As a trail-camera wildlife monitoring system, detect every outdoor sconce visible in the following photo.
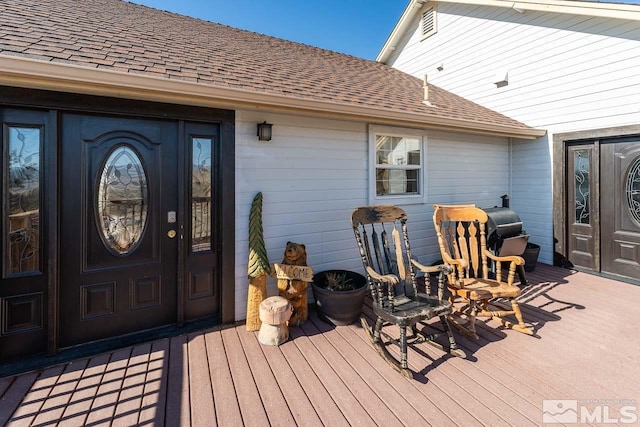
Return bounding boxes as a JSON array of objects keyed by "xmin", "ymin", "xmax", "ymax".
[{"xmin": 257, "ymin": 121, "xmax": 273, "ymax": 142}]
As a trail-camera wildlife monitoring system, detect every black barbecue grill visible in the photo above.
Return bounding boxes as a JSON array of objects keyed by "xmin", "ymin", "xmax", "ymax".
[{"xmin": 481, "ymin": 205, "xmax": 529, "ymax": 285}]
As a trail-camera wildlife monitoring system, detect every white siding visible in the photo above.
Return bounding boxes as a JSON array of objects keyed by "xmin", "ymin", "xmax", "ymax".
[
  {"xmin": 510, "ymin": 135, "xmax": 553, "ymax": 264},
  {"xmin": 425, "ymin": 130, "xmax": 512, "ymax": 257},
  {"xmin": 234, "ymin": 111, "xmax": 367, "ymax": 320},
  {"xmin": 233, "ymin": 110, "xmax": 510, "ymax": 320},
  {"xmin": 386, "ymin": 3, "xmax": 640, "ymax": 264}
]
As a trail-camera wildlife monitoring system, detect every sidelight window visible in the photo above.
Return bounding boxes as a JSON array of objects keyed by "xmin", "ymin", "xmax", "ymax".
[
  {"xmin": 3, "ymin": 126, "xmax": 42, "ymax": 276},
  {"xmin": 573, "ymin": 149, "xmax": 590, "ymax": 225},
  {"xmin": 191, "ymin": 136, "xmax": 213, "ymax": 252}
]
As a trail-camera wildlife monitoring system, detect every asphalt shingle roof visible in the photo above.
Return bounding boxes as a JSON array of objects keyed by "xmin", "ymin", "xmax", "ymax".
[{"xmin": 0, "ymin": 0, "xmax": 533, "ymax": 132}]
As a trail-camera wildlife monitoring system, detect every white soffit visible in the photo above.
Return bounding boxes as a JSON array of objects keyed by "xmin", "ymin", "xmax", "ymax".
[{"xmin": 377, "ymin": 0, "xmax": 640, "ymax": 63}]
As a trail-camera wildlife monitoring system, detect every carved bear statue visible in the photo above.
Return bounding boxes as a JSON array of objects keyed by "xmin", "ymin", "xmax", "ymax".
[{"xmin": 277, "ymin": 242, "xmax": 308, "ymax": 326}]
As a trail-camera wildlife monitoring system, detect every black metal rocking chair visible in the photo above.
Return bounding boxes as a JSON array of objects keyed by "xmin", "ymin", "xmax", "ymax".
[{"xmin": 351, "ymin": 205, "xmax": 466, "ymax": 378}]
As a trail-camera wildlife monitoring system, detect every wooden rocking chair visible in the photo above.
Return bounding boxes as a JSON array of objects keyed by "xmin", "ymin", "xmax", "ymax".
[
  {"xmin": 351, "ymin": 205, "xmax": 465, "ymax": 378},
  {"xmin": 432, "ymin": 204, "xmax": 534, "ymax": 338}
]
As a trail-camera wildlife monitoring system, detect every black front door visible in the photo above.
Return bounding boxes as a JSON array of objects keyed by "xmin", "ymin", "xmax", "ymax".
[{"xmin": 59, "ymin": 114, "xmax": 178, "ymax": 347}]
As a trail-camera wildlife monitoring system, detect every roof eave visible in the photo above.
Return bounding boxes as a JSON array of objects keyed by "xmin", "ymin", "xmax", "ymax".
[
  {"xmin": 377, "ymin": 0, "xmax": 425, "ymax": 64},
  {"xmin": 0, "ymin": 56, "xmax": 545, "ymax": 140},
  {"xmin": 378, "ymin": 0, "xmax": 640, "ymax": 63}
]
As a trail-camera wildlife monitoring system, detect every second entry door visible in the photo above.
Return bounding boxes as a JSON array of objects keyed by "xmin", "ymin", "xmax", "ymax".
[
  {"xmin": 601, "ymin": 138, "xmax": 640, "ymax": 279},
  {"xmin": 59, "ymin": 114, "xmax": 179, "ymax": 347}
]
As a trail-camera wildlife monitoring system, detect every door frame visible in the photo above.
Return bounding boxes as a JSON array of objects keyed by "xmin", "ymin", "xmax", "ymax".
[
  {"xmin": 0, "ymin": 86, "xmax": 236, "ymax": 356},
  {"xmin": 553, "ymin": 124, "xmax": 640, "ymax": 276}
]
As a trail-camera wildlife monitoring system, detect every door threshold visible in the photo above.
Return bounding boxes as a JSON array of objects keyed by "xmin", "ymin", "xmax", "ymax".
[
  {"xmin": 570, "ymin": 266, "xmax": 640, "ymax": 287},
  {"xmin": 0, "ymin": 317, "xmax": 219, "ymax": 378}
]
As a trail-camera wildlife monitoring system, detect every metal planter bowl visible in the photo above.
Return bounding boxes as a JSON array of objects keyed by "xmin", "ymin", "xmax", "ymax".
[{"xmin": 311, "ymin": 270, "xmax": 367, "ymax": 326}]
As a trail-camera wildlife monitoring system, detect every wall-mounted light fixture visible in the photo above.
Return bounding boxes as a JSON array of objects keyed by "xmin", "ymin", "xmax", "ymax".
[{"xmin": 257, "ymin": 121, "xmax": 273, "ymax": 141}]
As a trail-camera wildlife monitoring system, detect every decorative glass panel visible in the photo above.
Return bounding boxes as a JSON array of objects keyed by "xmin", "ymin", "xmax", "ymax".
[
  {"xmin": 192, "ymin": 137, "xmax": 212, "ymax": 252},
  {"xmin": 97, "ymin": 146, "xmax": 148, "ymax": 255},
  {"xmin": 626, "ymin": 156, "xmax": 640, "ymax": 226},
  {"xmin": 574, "ymin": 149, "xmax": 590, "ymax": 224},
  {"xmin": 5, "ymin": 127, "xmax": 41, "ymax": 275}
]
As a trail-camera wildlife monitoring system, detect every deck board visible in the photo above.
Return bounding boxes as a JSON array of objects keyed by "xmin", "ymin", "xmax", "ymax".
[
  {"xmin": 338, "ymin": 321, "xmax": 456, "ymax": 426},
  {"xmin": 258, "ymin": 334, "xmax": 325, "ymax": 426},
  {"xmin": 165, "ymin": 334, "xmax": 190, "ymax": 426},
  {"xmin": 31, "ymin": 358, "xmax": 89, "ymax": 426},
  {"xmin": 276, "ymin": 328, "xmax": 350, "ymax": 426},
  {"xmin": 310, "ymin": 315, "xmax": 435, "ymax": 426},
  {"xmin": 290, "ymin": 325, "xmax": 376, "ymax": 425},
  {"xmin": 298, "ymin": 319, "xmax": 405, "ymax": 427},
  {"xmin": 1, "ymin": 264, "xmax": 639, "ymax": 426},
  {"xmin": 0, "ymin": 372, "xmax": 38, "ymax": 426},
  {"xmin": 236, "ymin": 327, "xmax": 297, "ymax": 426},
  {"xmin": 0, "ymin": 377, "xmax": 13, "ymax": 400},
  {"xmin": 204, "ymin": 327, "xmax": 244, "ymax": 426},
  {"xmin": 221, "ymin": 326, "xmax": 270, "ymax": 426},
  {"xmin": 59, "ymin": 352, "xmax": 111, "ymax": 426},
  {"xmin": 111, "ymin": 342, "xmax": 152, "ymax": 426},
  {"xmin": 138, "ymin": 339, "xmax": 169, "ymax": 426},
  {"xmin": 84, "ymin": 347, "xmax": 132, "ymax": 427},
  {"xmin": 7, "ymin": 365, "xmax": 64, "ymax": 426},
  {"xmin": 359, "ymin": 303, "xmax": 505, "ymax": 426},
  {"xmin": 186, "ymin": 332, "xmax": 216, "ymax": 427}
]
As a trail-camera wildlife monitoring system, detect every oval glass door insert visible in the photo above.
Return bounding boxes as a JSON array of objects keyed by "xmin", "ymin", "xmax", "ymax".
[
  {"xmin": 627, "ymin": 156, "xmax": 640, "ymax": 226},
  {"xmin": 97, "ymin": 145, "xmax": 149, "ymax": 255}
]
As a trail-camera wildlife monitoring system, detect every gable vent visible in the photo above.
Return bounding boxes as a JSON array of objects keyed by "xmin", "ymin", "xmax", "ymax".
[{"xmin": 421, "ymin": 7, "xmax": 437, "ymax": 39}]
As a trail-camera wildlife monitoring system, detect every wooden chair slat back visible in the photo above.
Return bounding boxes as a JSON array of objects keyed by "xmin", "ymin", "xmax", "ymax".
[
  {"xmin": 455, "ymin": 222, "xmax": 470, "ymax": 278},
  {"xmin": 352, "ymin": 205, "xmax": 419, "ymax": 308},
  {"xmin": 468, "ymin": 221, "xmax": 481, "ymax": 278},
  {"xmin": 433, "ymin": 204, "xmax": 489, "ymax": 281},
  {"xmin": 351, "ymin": 205, "xmax": 407, "ymax": 227},
  {"xmin": 433, "ymin": 204, "xmax": 487, "ymax": 223}
]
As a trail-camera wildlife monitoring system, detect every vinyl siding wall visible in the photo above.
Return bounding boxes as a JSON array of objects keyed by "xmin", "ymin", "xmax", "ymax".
[
  {"xmin": 385, "ymin": 2, "xmax": 640, "ymax": 265},
  {"xmin": 233, "ymin": 109, "xmax": 509, "ymax": 320}
]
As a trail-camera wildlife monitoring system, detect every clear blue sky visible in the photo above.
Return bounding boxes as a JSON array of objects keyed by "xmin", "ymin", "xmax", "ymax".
[
  {"xmin": 128, "ymin": 0, "xmax": 640, "ymax": 60},
  {"xmin": 128, "ymin": 0, "xmax": 405, "ymax": 60}
]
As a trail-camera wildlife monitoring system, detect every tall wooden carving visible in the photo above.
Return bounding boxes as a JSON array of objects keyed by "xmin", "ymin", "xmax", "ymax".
[
  {"xmin": 246, "ymin": 192, "xmax": 270, "ymax": 331},
  {"xmin": 277, "ymin": 242, "xmax": 310, "ymax": 326}
]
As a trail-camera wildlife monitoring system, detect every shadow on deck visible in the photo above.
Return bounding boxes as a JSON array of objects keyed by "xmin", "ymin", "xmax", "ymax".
[{"xmin": 1, "ymin": 264, "xmax": 639, "ymax": 426}]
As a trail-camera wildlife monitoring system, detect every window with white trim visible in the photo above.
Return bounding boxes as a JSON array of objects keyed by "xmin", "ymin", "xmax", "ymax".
[
  {"xmin": 369, "ymin": 125, "xmax": 426, "ymax": 205},
  {"xmin": 420, "ymin": 4, "xmax": 437, "ymax": 40}
]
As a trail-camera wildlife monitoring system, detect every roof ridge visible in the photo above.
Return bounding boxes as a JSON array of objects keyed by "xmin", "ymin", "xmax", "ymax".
[{"xmin": 121, "ymin": 0, "xmax": 373, "ymax": 61}]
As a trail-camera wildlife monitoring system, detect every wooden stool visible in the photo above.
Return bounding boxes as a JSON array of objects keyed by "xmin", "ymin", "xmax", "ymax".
[{"xmin": 258, "ymin": 296, "xmax": 292, "ymax": 346}]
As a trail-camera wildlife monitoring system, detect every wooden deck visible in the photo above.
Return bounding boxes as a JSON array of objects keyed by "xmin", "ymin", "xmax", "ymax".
[{"xmin": 1, "ymin": 264, "xmax": 639, "ymax": 426}]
